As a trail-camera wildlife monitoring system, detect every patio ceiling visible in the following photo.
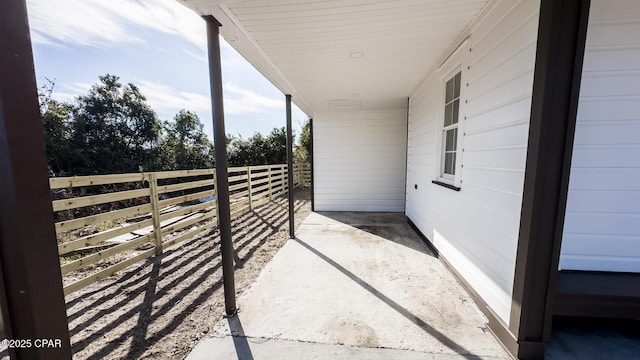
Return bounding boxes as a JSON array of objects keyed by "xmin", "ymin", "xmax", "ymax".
[{"xmin": 181, "ymin": 0, "xmax": 491, "ymax": 115}]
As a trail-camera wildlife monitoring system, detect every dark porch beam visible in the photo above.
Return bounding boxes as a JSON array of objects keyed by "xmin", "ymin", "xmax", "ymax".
[
  {"xmin": 510, "ymin": 0, "xmax": 590, "ymax": 358},
  {"xmin": 204, "ymin": 15, "xmax": 236, "ymax": 316},
  {"xmin": 0, "ymin": 0, "xmax": 72, "ymax": 358},
  {"xmin": 286, "ymin": 95, "xmax": 295, "ymax": 238}
]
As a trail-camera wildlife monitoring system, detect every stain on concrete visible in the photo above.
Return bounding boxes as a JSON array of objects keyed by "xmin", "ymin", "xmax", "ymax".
[
  {"xmin": 205, "ymin": 211, "xmax": 511, "ymax": 358},
  {"xmin": 321, "ymin": 317, "xmax": 380, "ymax": 348}
]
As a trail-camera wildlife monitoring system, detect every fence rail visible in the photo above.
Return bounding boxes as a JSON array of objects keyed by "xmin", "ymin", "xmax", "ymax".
[
  {"xmin": 51, "ymin": 163, "xmax": 310, "ymax": 295},
  {"xmin": 293, "ymin": 163, "xmax": 311, "ymax": 187}
]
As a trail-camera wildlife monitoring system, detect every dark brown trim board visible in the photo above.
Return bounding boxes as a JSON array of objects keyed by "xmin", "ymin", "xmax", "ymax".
[
  {"xmin": 0, "ymin": 0, "xmax": 72, "ymax": 357},
  {"xmin": 510, "ymin": 0, "xmax": 590, "ymax": 358},
  {"xmin": 204, "ymin": 15, "xmax": 236, "ymax": 316},
  {"xmin": 285, "ymin": 94, "xmax": 295, "ymax": 238},
  {"xmin": 439, "ymin": 254, "xmax": 520, "ymax": 357},
  {"xmin": 406, "ymin": 218, "xmax": 518, "ymax": 358},
  {"xmin": 404, "ymin": 98, "xmax": 410, "ymax": 208},
  {"xmin": 554, "ymin": 271, "xmax": 640, "ymax": 319},
  {"xmin": 0, "ymin": 252, "xmax": 11, "ymax": 340},
  {"xmin": 406, "ymin": 218, "xmax": 439, "ymax": 257},
  {"xmin": 309, "ymin": 118, "xmax": 315, "ymax": 212}
]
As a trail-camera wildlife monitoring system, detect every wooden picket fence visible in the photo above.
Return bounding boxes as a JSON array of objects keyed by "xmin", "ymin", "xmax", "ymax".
[{"xmin": 51, "ymin": 163, "xmax": 310, "ymax": 295}]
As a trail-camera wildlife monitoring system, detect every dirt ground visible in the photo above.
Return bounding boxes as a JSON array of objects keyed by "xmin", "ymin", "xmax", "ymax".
[{"xmin": 65, "ymin": 188, "xmax": 311, "ymax": 359}]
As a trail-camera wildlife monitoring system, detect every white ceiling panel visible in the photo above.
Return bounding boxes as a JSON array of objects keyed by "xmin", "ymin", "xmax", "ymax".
[{"xmin": 179, "ymin": 0, "xmax": 491, "ymax": 115}]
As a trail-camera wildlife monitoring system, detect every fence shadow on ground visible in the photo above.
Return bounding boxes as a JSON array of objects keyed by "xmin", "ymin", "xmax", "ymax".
[
  {"xmin": 293, "ymin": 237, "xmax": 482, "ymax": 360},
  {"xmin": 65, "ymin": 193, "xmax": 307, "ymax": 359}
]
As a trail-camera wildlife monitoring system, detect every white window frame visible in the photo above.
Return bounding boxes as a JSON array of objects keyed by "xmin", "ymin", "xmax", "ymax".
[
  {"xmin": 435, "ymin": 40, "xmax": 469, "ymax": 188},
  {"xmin": 441, "ymin": 72, "xmax": 461, "ymax": 181}
]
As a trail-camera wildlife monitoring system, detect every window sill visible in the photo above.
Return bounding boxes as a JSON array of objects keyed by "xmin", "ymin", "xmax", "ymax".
[{"xmin": 432, "ymin": 180, "xmax": 461, "ymax": 192}]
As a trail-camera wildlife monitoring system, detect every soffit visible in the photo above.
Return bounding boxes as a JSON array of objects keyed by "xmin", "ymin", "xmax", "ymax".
[{"xmin": 180, "ymin": 0, "xmax": 490, "ymax": 115}]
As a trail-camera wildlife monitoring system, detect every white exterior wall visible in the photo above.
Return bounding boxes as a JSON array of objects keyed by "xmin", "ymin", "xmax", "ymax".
[
  {"xmin": 560, "ymin": 0, "xmax": 640, "ymax": 272},
  {"xmin": 406, "ymin": 0, "xmax": 539, "ymax": 324},
  {"xmin": 314, "ymin": 110, "xmax": 407, "ymax": 212}
]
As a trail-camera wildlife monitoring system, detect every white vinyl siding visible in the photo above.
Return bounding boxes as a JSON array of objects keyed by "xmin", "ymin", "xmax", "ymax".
[
  {"xmin": 314, "ymin": 110, "xmax": 407, "ymax": 212},
  {"xmin": 560, "ymin": 0, "xmax": 640, "ymax": 273},
  {"xmin": 406, "ymin": 0, "xmax": 539, "ymax": 324}
]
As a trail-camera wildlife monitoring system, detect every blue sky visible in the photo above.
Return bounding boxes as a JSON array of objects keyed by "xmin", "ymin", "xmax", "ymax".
[{"xmin": 25, "ymin": 0, "xmax": 308, "ymax": 141}]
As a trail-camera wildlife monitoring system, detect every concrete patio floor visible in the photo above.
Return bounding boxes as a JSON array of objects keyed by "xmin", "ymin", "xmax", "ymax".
[{"xmin": 188, "ymin": 212, "xmax": 510, "ymax": 359}]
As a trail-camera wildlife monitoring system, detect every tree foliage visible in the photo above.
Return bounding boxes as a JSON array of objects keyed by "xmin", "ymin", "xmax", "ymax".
[
  {"xmin": 227, "ymin": 127, "xmax": 289, "ymax": 166},
  {"xmin": 39, "ymin": 74, "xmax": 304, "ymax": 176},
  {"xmin": 69, "ymin": 75, "xmax": 162, "ymax": 174},
  {"xmin": 294, "ymin": 119, "xmax": 311, "ymax": 163},
  {"xmin": 39, "ymin": 81, "xmax": 74, "ymax": 175},
  {"xmin": 155, "ymin": 110, "xmax": 215, "ymax": 170},
  {"xmin": 40, "ymin": 75, "xmax": 213, "ymax": 176}
]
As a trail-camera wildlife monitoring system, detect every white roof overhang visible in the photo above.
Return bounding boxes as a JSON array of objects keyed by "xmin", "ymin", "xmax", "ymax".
[{"xmin": 179, "ymin": 0, "xmax": 495, "ymax": 117}]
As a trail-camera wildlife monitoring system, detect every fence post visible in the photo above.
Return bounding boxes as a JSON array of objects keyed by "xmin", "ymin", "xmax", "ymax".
[
  {"xmin": 284, "ymin": 164, "xmax": 289, "ymax": 194},
  {"xmin": 282, "ymin": 165, "xmax": 287, "ymax": 195},
  {"xmin": 280, "ymin": 165, "xmax": 284, "ymax": 195},
  {"xmin": 247, "ymin": 166, "xmax": 253, "ymax": 211},
  {"xmin": 213, "ymin": 171, "xmax": 220, "ymax": 227},
  {"xmin": 293, "ymin": 164, "xmax": 297, "ymax": 187},
  {"xmin": 268, "ymin": 165, "xmax": 273, "ymax": 201},
  {"xmin": 149, "ymin": 173, "xmax": 163, "ymax": 255}
]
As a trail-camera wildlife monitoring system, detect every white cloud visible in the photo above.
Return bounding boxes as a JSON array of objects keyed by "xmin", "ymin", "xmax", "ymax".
[
  {"xmin": 182, "ymin": 48, "xmax": 208, "ymax": 63},
  {"xmin": 46, "ymin": 78, "xmax": 283, "ymax": 123},
  {"xmin": 136, "ymin": 80, "xmax": 211, "ymax": 116},
  {"xmin": 26, "ymin": 0, "xmax": 206, "ymax": 48},
  {"xmin": 135, "ymin": 80, "xmax": 282, "ymax": 117},
  {"xmin": 223, "ymin": 82, "xmax": 283, "ymax": 114},
  {"xmin": 48, "ymin": 81, "xmax": 92, "ymax": 103}
]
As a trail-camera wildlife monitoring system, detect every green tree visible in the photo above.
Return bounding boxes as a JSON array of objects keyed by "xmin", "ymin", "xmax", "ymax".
[
  {"xmin": 227, "ymin": 134, "xmax": 262, "ymax": 166},
  {"xmin": 265, "ymin": 127, "xmax": 288, "ymax": 164},
  {"xmin": 157, "ymin": 110, "xmax": 215, "ymax": 170},
  {"xmin": 294, "ymin": 119, "xmax": 311, "ymax": 163},
  {"xmin": 227, "ymin": 127, "xmax": 290, "ymax": 166},
  {"xmin": 39, "ymin": 74, "xmax": 300, "ymax": 176},
  {"xmin": 71, "ymin": 74, "xmax": 161, "ymax": 174},
  {"xmin": 38, "ymin": 80, "xmax": 74, "ymax": 175}
]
